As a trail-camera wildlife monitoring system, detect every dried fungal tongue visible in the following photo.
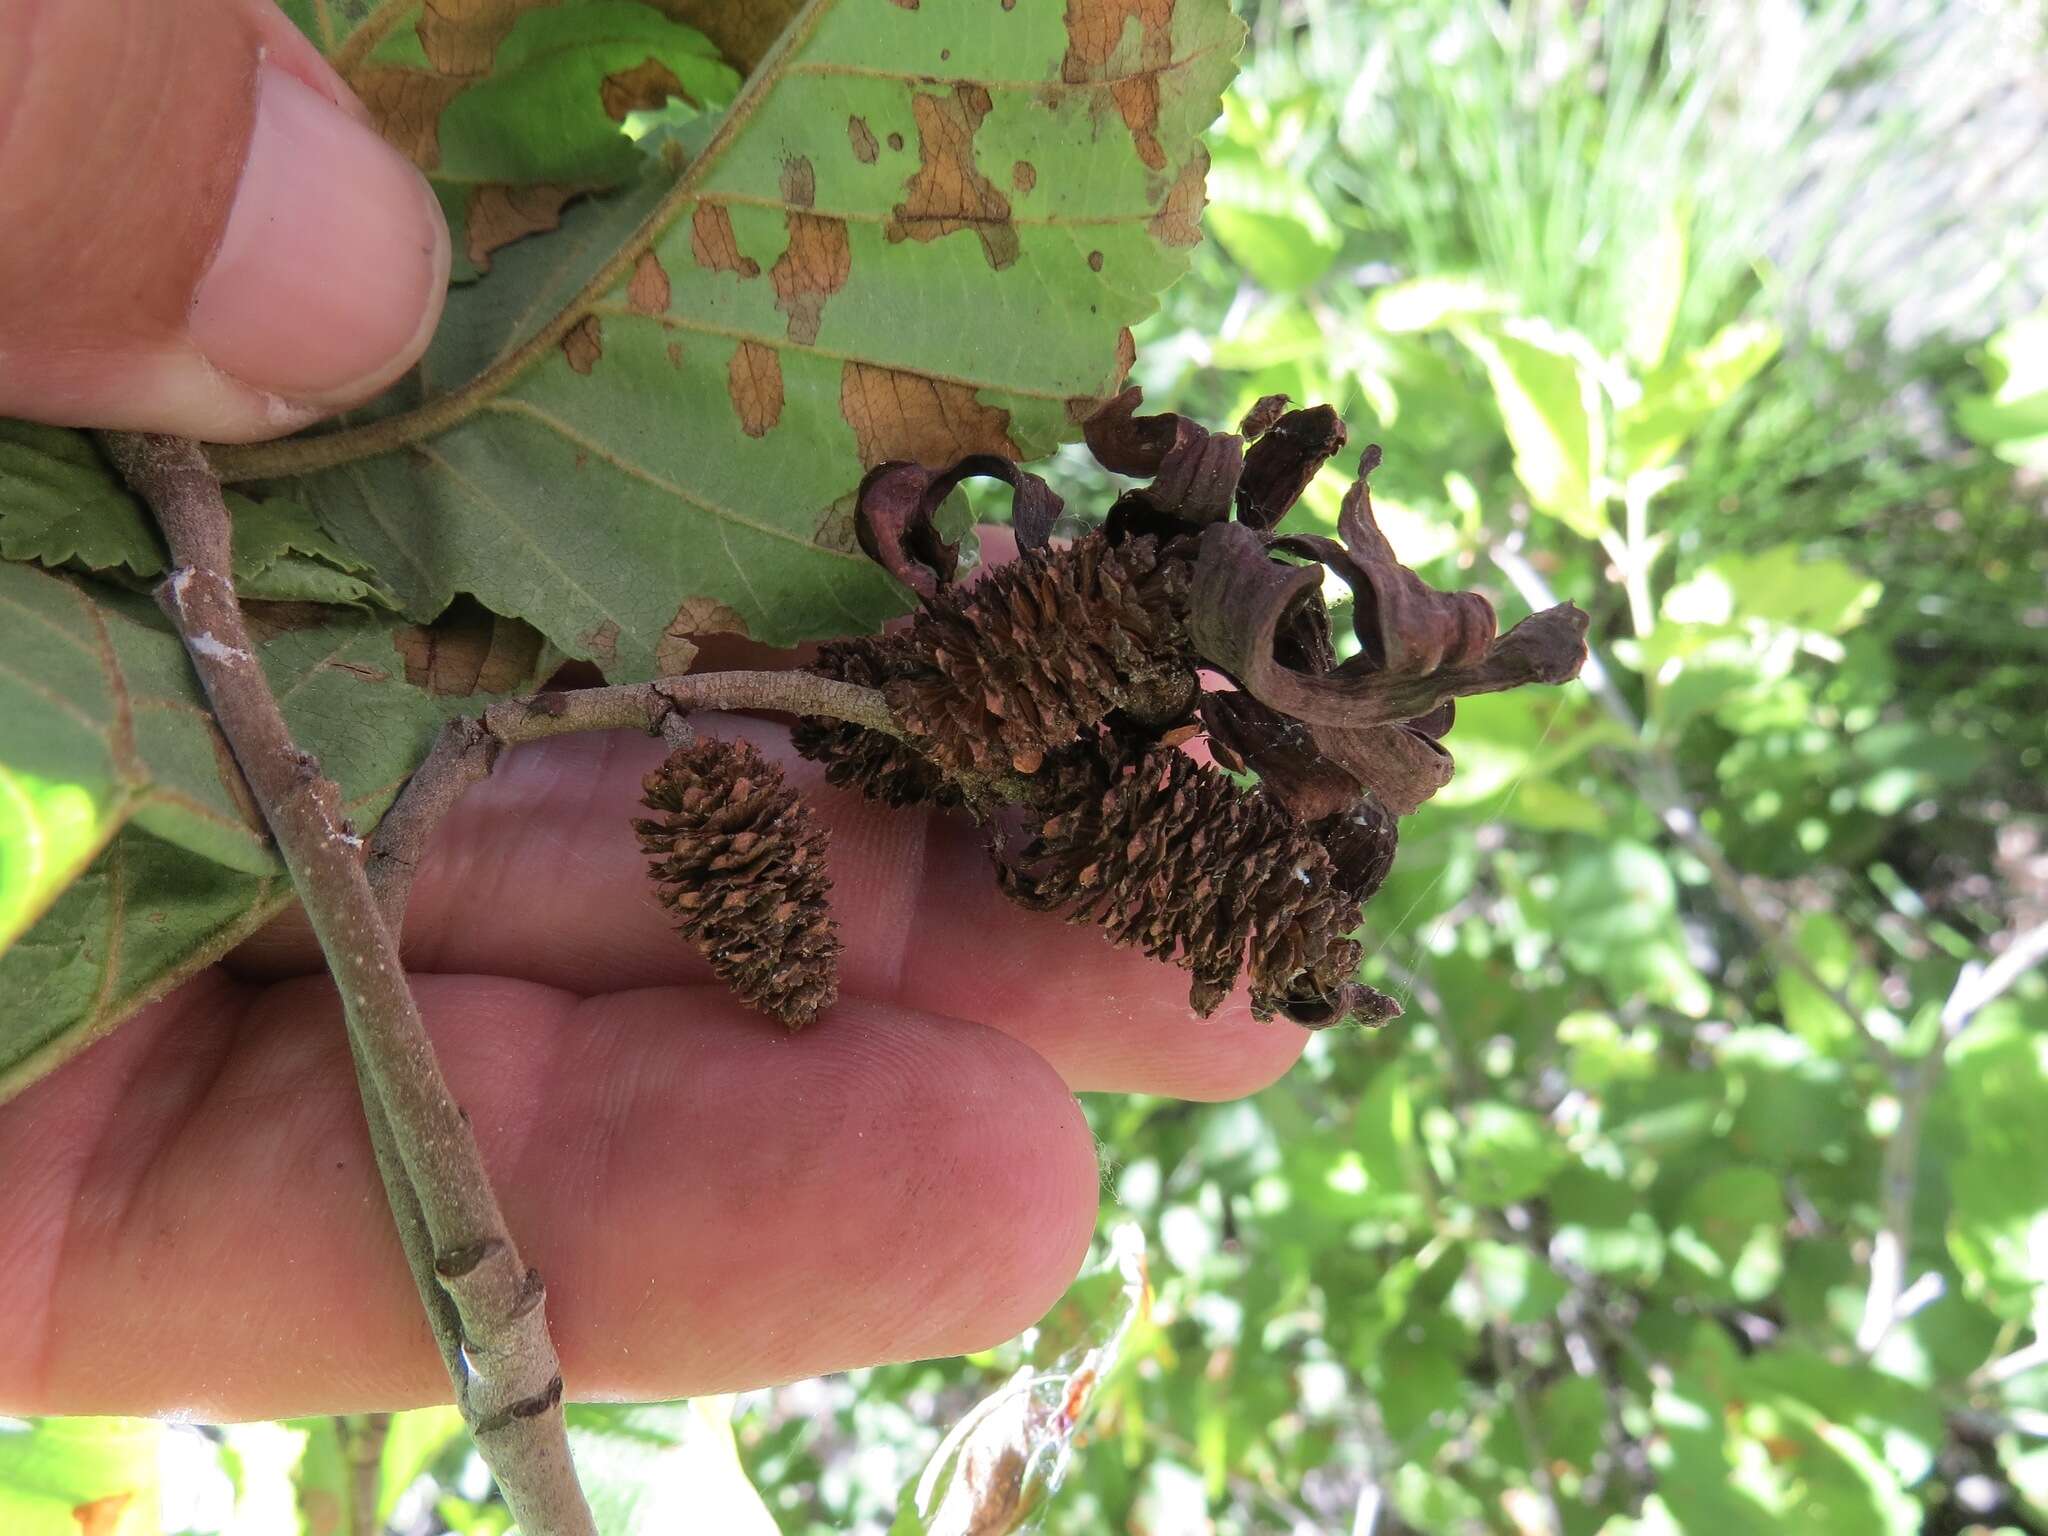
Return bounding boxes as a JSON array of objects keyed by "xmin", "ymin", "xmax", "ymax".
[{"xmin": 663, "ymin": 392, "xmax": 1588, "ymax": 1029}]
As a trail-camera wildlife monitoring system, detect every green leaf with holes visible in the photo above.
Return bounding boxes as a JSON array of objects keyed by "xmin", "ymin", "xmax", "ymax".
[{"xmin": 223, "ymin": 0, "xmax": 1241, "ymax": 676}]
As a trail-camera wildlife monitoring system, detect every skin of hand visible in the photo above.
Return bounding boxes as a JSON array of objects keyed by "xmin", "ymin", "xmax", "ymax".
[
  {"xmin": 0, "ymin": 0, "xmax": 1309, "ymax": 1418},
  {"xmin": 0, "ymin": 715, "xmax": 1307, "ymax": 1418},
  {"xmin": 0, "ymin": 0, "xmax": 449, "ymax": 441}
]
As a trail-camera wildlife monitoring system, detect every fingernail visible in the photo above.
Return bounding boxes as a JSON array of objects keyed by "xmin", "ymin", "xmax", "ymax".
[{"xmin": 189, "ymin": 62, "xmax": 449, "ymax": 406}]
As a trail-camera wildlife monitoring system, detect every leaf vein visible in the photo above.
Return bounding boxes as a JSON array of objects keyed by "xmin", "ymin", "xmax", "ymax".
[
  {"xmin": 584, "ymin": 304, "xmax": 1083, "ymax": 403},
  {"xmin": 783, "ymin": 41, "xmax": 1230, "ymax": 92},
  {"xmin": 479, "ymin": 398, "xmax": 874, "ymax": 562}
]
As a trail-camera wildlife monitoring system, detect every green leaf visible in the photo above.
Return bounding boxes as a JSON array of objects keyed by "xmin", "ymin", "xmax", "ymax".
[
  {"xmin": 1625, "ymin": 202, "xmax": 1688, "ymax": 372},
  {"xmin": 229, "ymin": 496, "xmax": 397, "ymax": 608},
  {"xmin": 0, "ymin": 1418, "xmax": 159, "ymax": 1536},
  {"xmin": 1615, "ymin": 318, "xmax": 1779, "ymax": 477},
  {"xmin": 0, "ymin": 423, "xmax": 394, "ymax": 605},
  {"xmin": 1548, "ymin": 1179, "xmax": 1662, "ymax": 1286},
  {"xmin": 1457, "ymin": 1240, "xmax": 1566, "ymax": 1323},
  {"xmin": 1455, "ymin": 318, "xmax": 1608, "ymax": 538},
  {"xmin": 0, "ymin": 832, "xmax": 285, "ymax": 1101},
  {"xmin": 1670, "ymin": 1166, "xmax": 1785, "ymax": 1302},
  {"xmin": 279, "ymin": 2, "xmax": 743, "ymax": 282},
  {"xmin": 1449, "ymin": 1101, "xmax": 1562, "ymax": 1207},
  {"xmin": 431, "ymin": 4, "xmax": 741, "ymax": 280},
  {"xmin": 1549, "ymin": 839, "xmax": 1676, "ymax": 950},
  {"xmin": 1955, "ymin": 307, "xmax": 2048, "ymax": 469},
  {"xmin": 1203, "ymin": 154, "xmax": 1341, "ymax": 294},
  {"xmin": 374, "ymin": 1408, "xmax": 466, "ymax": 1526},
  {"xmin": 1946, "ymin": 1015, "xmax": 2048, "ymax": 1319},
  {"xmin": 1668, "ymin": 545, "xmax": 1880, "ymax": 638},
  {"xmin": 566, "ymin": 1399, "xmax": 779, "ymax": 1536},
  {"xmin": 1364, "ymin": 275, "xmax": 1509, "ymax": 334},
  {"xmin": 0, "ymin": 576, "xmax": 457, "ymax": 1102},
  {"xmin": 235, "ymin": 0, "xmax": 1242, "ymax": 674},
  {"xmin": 0, "ymin": 423, "xmax": 163, "ymax": 577},
  {"xmin": 0, "ymin": 562, "xmax": 271, "ymax": 953}
]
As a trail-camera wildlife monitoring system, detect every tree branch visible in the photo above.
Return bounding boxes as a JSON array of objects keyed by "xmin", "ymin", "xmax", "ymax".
[
  {"xmin": 340, "ymin": 1413, "xmax": 391, "ymax": 1536},
  {"xmin": 104, "ymin": 433, "xmax": 595, "ymax": 1536},
  {"xmin": 364, "ymin": 670, "xmax": 1015, "ymax": 924},
  {"xmin": 1488, "ymin": 1322, "xmax": 1564, "ymax": 1536}
]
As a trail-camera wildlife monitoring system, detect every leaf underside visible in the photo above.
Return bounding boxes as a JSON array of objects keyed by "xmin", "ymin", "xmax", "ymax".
[
  {"xmin": 0, "ymin": 0, "xmax": 1238, "ymax": 1097},
  {"xmin": 252, "ymin": 0, "xmax": 1241, "ymax": 674},
  {"xmin": 0, "ymin": 562, "xmax": 467, "ymax": 1100}
]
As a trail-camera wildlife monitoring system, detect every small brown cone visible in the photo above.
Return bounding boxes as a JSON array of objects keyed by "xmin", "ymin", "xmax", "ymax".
[
  {"xmin": 791, "ymin": 635, "xmax": 962, "ymax": 809},
  {"xmin": 997, "ymin": 741, "xmax": 1398, "ymax": 1026},
  {"xmin": 636, "ymin": 738, "xmax": 841, "ymax": 1027},
  {"xmin": 887, "ymin": 532, "xmax": 1195, "ymax": 775}
]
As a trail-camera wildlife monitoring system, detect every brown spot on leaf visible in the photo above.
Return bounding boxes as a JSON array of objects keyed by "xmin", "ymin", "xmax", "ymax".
[
  {"xmin": 656, "ymin": 634, "xmax": 699, "ymax": 674},
  {"xmin": 627, "ymin": 250, "xmax": 671, "ymax": 315},
  {"xmin": 651, "ymin": 0, "xmax": 802, "ymax": 74},
  {"xmin": 841, "ymin": 361, "xmax": 1019, "ymax": 466},
  {"xmin": 780, "ymin": 155, "xmax": 817, "ymax": 209},
  {"xmin": 579, "ymin": 619, "xmax": 621, "ymax": 666},
  {"xmin": 601, "ymin": 57, "xmax": 686, "ymax": 121},
  {"xmin": 770, "ymin": 213, "xmax": 852, "ymax": 344},
  {"xmin": 887, "ymin": 131, "xmax": 905, "ymax": 152},
  {"xmin": 671, "ymin": 596, "xmax": 750, "ymax": 637},
  {"xmin": 885, "ymin": 84, "xmax": 1019, "ymax": 270},
  {"xmin": 1063, "ymin": 327, "xmax": 1138, "ymax": 423},
  {"xmin": 416, "ymin": 0, "xmax": 524, "ymax": 75},
  {"xmin": 396, "ymin": 602, "xmax": 549, "ymax": 696},
  {"xmin": 1088, "ymin": 248, "xmax": 1104, "ymax": 270},
  {"xmin": 815, "ymin": 493, "xmax": 862, "ymax": 553},
  {"xmin": 666, "ymin": 340, "xmax": 685, "ymax": 368},
  {"xmin": 354, "ymin": 68, "xmax": 469, "ymax": 167},
  {"xmin": 691, "ymin": 202, "xmax": 761, "ymax": 277},
  {"xmin": 562, "ymin": 315, "xmax": 603, "ymax": 373},
  {"xmin": 73, "ymin": 1493, "xmax": 134, "ymax": 1536},
  {"xmin": 887, "ymin": 0, "xmax": 918, "ymax": 8},
  {"xmin": 1111, "ymin": 75, "xmax": 1165, "ymax": 170},
  {"xmin": 849, "ymin": 115, "xmax": 880, "ymax": 163},
  {"xmin": 1060, "ymin": 0, "xmax": 1176, "ymax": 170},
  {"xmin": 658, "ymin": 596, "xmax": 751, "ymax": 672},
  {"xmin": 467, "ymin": 182, "xmax": 582, "ymax": 271},
  {"xmin": 728, "ymin": 340, "xmax": 785, "ymax": 437},
  {"xmin": 1013, "ymin": 160, "xmax": 1037, "ymax": 193},
  {"xmin": 1148, "ymin": 145, "xmax": 1207, "ymax": 248}
]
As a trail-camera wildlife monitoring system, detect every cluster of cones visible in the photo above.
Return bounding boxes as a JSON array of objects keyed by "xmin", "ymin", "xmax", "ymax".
[{"xmin": 637, "ymin": 393, "xmax": 1589, "ymax": 1028}]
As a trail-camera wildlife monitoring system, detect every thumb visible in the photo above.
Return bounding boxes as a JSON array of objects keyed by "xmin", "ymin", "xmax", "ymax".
[{"xmin": 0, "ymin": 0, "xmax": 449, "ymax": 442}]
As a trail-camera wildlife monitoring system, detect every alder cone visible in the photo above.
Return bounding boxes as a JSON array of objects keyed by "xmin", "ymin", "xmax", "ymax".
[
  {"xmin": 636, "ymin": 738, "xmax": 841, "ymax": 1027},
  {"xmin": 791, "ymin": 636, "xmax": 963, "ymax": 809},
  {"xmin": 888, "ymin": 533, "xmax": 1195, "ymax": 775},
  {"xmin": 999, "ymin": 743, "xmax": 1397, "ymax": 1026}
]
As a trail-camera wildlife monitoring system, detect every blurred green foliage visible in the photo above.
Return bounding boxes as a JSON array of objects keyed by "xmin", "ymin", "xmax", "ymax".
[
  {"xmin": 12, "ymin": 0, "xmax": 2048, "ymax": 1531},
  {"xmin": 744, "ymin": 1, "xmax": 2048, "ymax": 1532}
]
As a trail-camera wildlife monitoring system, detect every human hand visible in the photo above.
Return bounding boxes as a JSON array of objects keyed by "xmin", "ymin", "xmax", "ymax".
[
  {"xmin": 0, "ymin": 0, "xmax": 1304, "ymax": 1423},
  {"xmin": 0, "ymin": 712, "xmax": 1307, "ymax": 1419},
  {"xmin": 0, "ymin": 0, "xmax": 448, "ymax": 440}
]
